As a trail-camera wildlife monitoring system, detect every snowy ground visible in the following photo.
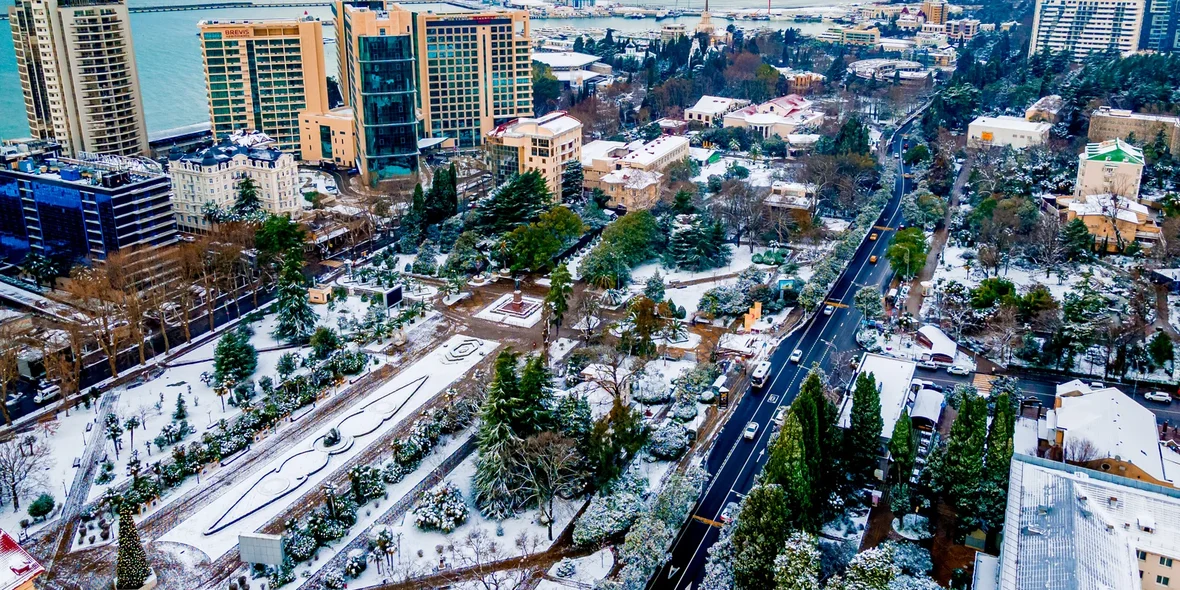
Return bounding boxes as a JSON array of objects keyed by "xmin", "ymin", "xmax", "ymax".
[
  {"xmin": 537, "ymin": 548, "xmax": 615, "ymax": 589},
  {"xmin": 861, "ymin": 331, "xmax": 977, "ymax": 371},
  {"xmin": 629, "ymin": 246, "xmax": 774, "ymax": 319},
  {"xmin": 298, "ymin": 171, "xmax": 339, "ymax": 198},
  {"xmin": 158, "ymin": 335, "xmax": 499, "ymax": 559},
  {"xmin": 85, "ymin": 296, "xmax": 377, "ymax": 505},
  {"xmin": 924, "ymin": 245, "xmax": 1112, "ymax": 306},
  {"xmin": 351, "ymin": 454, "xmax": 580, "ymax": 582},
  {"xmin": 473, "ymin": 293, "xmax": 545, "ymax": 328},
  {"xmin": 692, "ymin": 156, "xmax": 785, "ymax": 188}
]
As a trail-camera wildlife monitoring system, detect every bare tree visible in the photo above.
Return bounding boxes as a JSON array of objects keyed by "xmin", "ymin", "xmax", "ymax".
[
  {"xmin": 585, "ymin": 345, "xmax": 644, "ymax": 404},
  {"xmin": 0, "ymin": 322, "xmax": 27, "ymax": 426},
  {"xmin": 0, "ymin": 435, "xmax": 51, "ymax": 511},
  {"xmin": 64, "ymin": 265, "xmax": 126, "ymax": 379},
  {"xmin": 1029, "ymin": 212, "xmax": 1063, "ymax": 277},
  {"xmin": 518, "ymin": 433, "xmax": 582, "ymax": 541},
  {"xmin": 711, "ymin": 179, "xmax": 768, "ymax": 251},
  {"xmin": 1061, "ymin": 436, "xmax": 1102, "ymax": 464},
  {"xmin": 443, "ymin": 528, "xmax": 541, "ymax": 590},
  {"xmin": 570, "ymin": 293, "xmax": 602, "ymax": 343}
]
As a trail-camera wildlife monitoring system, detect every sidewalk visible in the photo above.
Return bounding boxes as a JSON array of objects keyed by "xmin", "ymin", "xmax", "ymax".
[{"xmin": 904, "ymin": 154, "xmax": 973, "ymax": 318}]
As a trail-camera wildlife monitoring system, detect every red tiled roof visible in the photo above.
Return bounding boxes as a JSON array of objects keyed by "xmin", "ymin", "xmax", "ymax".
[{"xmin": 0, "ymin": 530, "xmax": 43, "ymax": 590}]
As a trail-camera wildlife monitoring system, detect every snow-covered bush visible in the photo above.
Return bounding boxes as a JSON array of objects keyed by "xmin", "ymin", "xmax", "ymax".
[
  {"xmin": 324, "ymin": 569, "xmax": 346, "ymax": 589},
  {"xmin": 572, "ymin": 468, "xmax": 648, "ymax": 546},
  {"xmin": 615, "ymin": 468, "xmax": 708, "ymax": 589},
  {"xmin": 284, "ymin": 526, "xmax": 317, "ymax": 562},
  {"xmin": 647, "ymin": 423, "xmax": 690, "ymax": 460},
  {"xmin": 343, "ymin": 551, "xmax": 368, "ymax": 578},
  {"xmin": 883, "ymin": 540, "xmax": 932, "ymax": 576},
  {"xmin": 699, "ymin": 521, "xmax": 736, "ymax": 590},
  {"xmin": 413, "ymin": 482, "xmax": 469, "ymax": 533},
  {"xmin": 889, "ymin": 574, "xmax": 946, "ymax": 590},
  {"xmin": 631, "ymin": 370, "xmax": 672, "ymax": 404},
  {"xmin": 670, "ymin": 400, "xmax": 698, "ymax": 423},
  {"xmin": 555, "ymin": 559, "xmax": 577, "ymax": 578}
]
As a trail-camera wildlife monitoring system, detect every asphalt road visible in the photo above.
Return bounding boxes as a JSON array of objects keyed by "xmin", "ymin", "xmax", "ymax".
[{"xmin": 654, "ymin": 123, "xmax": 920, "ymax": 589}]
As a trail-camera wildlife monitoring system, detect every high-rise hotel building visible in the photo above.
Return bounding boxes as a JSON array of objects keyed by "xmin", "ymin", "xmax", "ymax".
[
  {"xmin": 198, "ymin": 17, "xmax": 329, "ymax": 158},
  {"xmin": 318, "ymin": 1, "xmax": 533, "ymax": 186},
  {"xmin": 8, "ymin": 0, "xmax": 149, "ymax": 157},
  {"xmin": 1030, "ymin": 0, "xmax": 1145, "ymax": 61}
]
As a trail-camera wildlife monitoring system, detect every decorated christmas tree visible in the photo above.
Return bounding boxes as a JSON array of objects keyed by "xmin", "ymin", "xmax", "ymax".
[{"xmin": 115, "ymin": 507, "xmax": 151, "ymax": 589}]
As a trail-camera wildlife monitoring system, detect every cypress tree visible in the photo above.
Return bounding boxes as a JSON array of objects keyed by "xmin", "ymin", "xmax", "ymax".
[
  {"xmin": 888, "ymin": 413, "xmax": 916, "ymax": 484},
  {"xmin": 545, "ymin": 264, "xmax": 573, "ymax": 335},
  {"xmin": 731, "ymin": 484, "xmax": 792, "ymax": 590},
  {"xmin": 790, "ymin": 368, "xmax": 836, "ymax": 517},
  {"xmin": 473, "ymin": 351, "xmax": 524, "ymax": 520},
  {"xmin": 977, "ymin": 392, "xmax": 1015, "ymax": 533},
  {"xmin": 933, "ymin": 392, "xmax": 988, "ymax": 532},
  {"xmin": 272, "ymin": 249, "xmax": 318, "ymax": 343},
  {"xmin": 842, "ymin": 372, "xmax": 884, "ymax": 490},
  {"xmin": 516, "ymin": 355, "xmax": 553, "ymax": 436},
  {"xmin": 764, "ymin": 412, "xmax": 813, "ymax": 530},
  {"xmin": 114, "ymin": 507, "xmax": 151, "ymax": 588}
]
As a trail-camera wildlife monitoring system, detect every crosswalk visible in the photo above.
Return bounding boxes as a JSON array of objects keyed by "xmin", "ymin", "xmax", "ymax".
[{"xmin": 973, "ymin": 374, "xmax": 997, "ymax": 393}]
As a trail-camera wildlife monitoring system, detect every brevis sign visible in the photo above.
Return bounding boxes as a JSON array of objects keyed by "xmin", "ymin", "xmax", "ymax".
[{"xmin": 223, "ymin": 28, "xmax": 253, "ymax": 39}]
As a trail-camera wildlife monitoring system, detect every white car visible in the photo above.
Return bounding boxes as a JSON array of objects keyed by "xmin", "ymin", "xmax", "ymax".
[
  {"xmin": 823, "ymin": 305, "xmax": 834, "ymax": 316},
  {"xmin": 916, "ymin": 360, "xmax": 938, "ymax": 370},
  {"xmin": 1145, "ymin": 391, "xmax": 1173, "ymax": 404},
  {"xmin": 790, "ymin": 349, "xmax": 803, "ymax": 363},
  {"xmin": 773, "ymin": 407, "xmax": 788, "ymax": 428},
  {"xmin": 720, "ymin": 502, "xmax": 739, "ymax": 523},
  {"xmin": 1090, "ymin": 382, "xmax": 1104, "ymax": 389},
  {"xmin": 947, "ymin": 365, "xmax": 970, "ymax": 376},
  {"xmin": 743, "ymin": 422, "xmax": 759, "ymax": 440}
]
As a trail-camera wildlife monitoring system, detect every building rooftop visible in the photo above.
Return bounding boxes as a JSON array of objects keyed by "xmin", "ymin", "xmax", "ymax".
[
  {"xmin": 0, "ymin": 529, "xmax": 42, "ymax": 590},
  {"xmin": 969, "ymin": 115, "xmax": 1053, "ymax": 134},
  {"xmin": 3, "ymin": 151, "xmax": 165, "ymax": 188},
  {"xmin": 686, "ymin": 95, "xmax": 749, "ymax": 116},
  {"xmin": 1083, "ymin": 139, "xmax": 1145, "ymax": 165},
  {"xmin": 488, "ymin": 111, "xmax": 582, "ymax": 139},
  {"xmin": 580, "ymin": 140, "xmax": 627, "ymax": 166},
  {"xmin": 1093, "ymin": 106, "xmax": 1180, "ymax": 125},
  {"xmin": 1028, "ymin": 94, "xmax": 1064, "ymax": 115},
  {"xmin": 532, "ymin": 51, "xmax": 600, "ymax": 70},
  {"xmin": 173, "ymin": 130, "xmax": 286, "ymax": 167},
  {"xmin": 997, "ymin": 454, "xmax": 1180, "ymax": 590},
  {"xmin": 838, "ymin": 353, "xmax": 916, "ymax": 440},
  {"xmin": 617, "ymin": 135, "xmax": 689, "ymax": 168},
  {"xmin": 397, "ymin": 1, "xmax": 480, "ymax": 14},
  {"xmin": 601, "ymin": 168, "xmax": 661, "ymax": 190},
  {"xmin": 916, "ymin": 324, "xmax": 957, "ymax": 360},
  {"xmin": 1066, "ymin": 194, "xmax": 1151, "ymax": 225},
  {"xmin": 1055, "ymin": 385, "xmax": 1169, "ymax": 484}
]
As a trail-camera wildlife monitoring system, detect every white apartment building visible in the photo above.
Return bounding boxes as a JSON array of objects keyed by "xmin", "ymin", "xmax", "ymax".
[
  {"xmin": 9, "ymin": 0, "xmax": 149, "ymax": 157},
  {"xmin": 1030, "ymin": 0, "xmax": 1146, "ymax": 61},
  {"xmin": 685, "ymin": 96, "xmax": 750, "ymax": 127},
  {"xmin": 723, "ymin": 94, "xmax": 824, "ymax": 139},
  {"xmin": 168, "ymin": 130, "xmax": 301, "ymax": 233},
  {"xmin": 967, "ymin": 115, "xmax": 1053, "ymax": 149}
]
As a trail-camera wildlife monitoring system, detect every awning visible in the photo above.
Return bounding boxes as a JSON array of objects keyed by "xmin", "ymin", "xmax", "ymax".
[{"xmin": 911, "ymin": 389, "xmax": 945, "ymax": 424}]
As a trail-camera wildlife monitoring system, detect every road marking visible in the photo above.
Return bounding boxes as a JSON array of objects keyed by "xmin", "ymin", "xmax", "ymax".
[
  {"xmin": 692, "ymin": 515, "xmax": 723, "ymax": 528},
  {"xmin": 668, "ymin": 566, "xmax": 681, "ymax": 578},
  {"xmin": 768, "ymin": 394, "xmax": 779, "ymax": 404},
  {"xmin": 664, "ymin": 132, "xmax": 913, "ymax": 590}
]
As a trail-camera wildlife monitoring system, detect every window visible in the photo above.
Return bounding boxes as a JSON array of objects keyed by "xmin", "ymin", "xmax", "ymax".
[
  {"xmin": 1158, "ymin": 575, "xmax": 1171, "ymax": 586},
  {"xmin": 1164, "ymin": 557, "xmax": 1175, "ymax": 568},
  {"xmin": 1140, "ymin": 551, "xmax": 1149, "ymax": 561}
]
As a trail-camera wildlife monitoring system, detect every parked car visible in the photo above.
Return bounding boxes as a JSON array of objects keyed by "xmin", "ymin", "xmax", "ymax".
[
  {"xmin": 916, "ymin": 360, "xmax": 938, "ymax": 370},
  {"xmin": 743, "ymin": 422, "xmax": 759, "ymax": 440},
  {"xmin": 773, "ymin": 407, "xmax": 788, "ymax": 428},
  {"xmin": 1145, "ymin": 391, "xmax": 1173, "ymax": 403},
  {"xmin": 790, "ymin": 349, "xmax": 803, "ymax": 363},
  {"xmin": 947, "ymin": 365, "xmax": 970, "ymax": 376},
  {"xmin": 823, "ymin": 305, "xmax": 834, "ymax": 316}
]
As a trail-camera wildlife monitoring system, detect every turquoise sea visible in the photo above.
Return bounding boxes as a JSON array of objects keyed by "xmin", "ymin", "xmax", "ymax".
[{"xmin": 0, "ymin": 0, "xmax": 857, "ymax": 141}]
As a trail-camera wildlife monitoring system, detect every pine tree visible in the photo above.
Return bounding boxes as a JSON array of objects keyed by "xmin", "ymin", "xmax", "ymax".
[
  {"xmin": 976, "ymin": 392, "xmax": 1015, "ymax": 534},
  {"xmin": 764, "ymin": 412, "xmax": 813, "ymax": 530},
  {"xmin": 545, "ymin": 264, "xmax": 573, "ymax": 336},
  {"xmin": 213, "ymin": 327, "xmax": 257, "ymax": 387},
  {"xmin": 516, "ymin": 355, "xmax": 554, "ymax": 436},
  {"xmin": 173, "ymin": 392, "xmax": 187, "ymax": 421},
  {"xmin": 273, "ymin": 249, "xmax": 318, "ymax": 343},
  {"xmin": 474, "ymin": 171, "xmax": 552, "ymax": 235},
  {"xmin": 114, "ymin": 507, "xmax": 152, "ymax": 588},
  {"xmin": 232, "ymin": 176, "xmax": 263, "ymax": 217},
  {"xmin": 773, "ymin": 532, "xmax": 821, "ymax": 590},
  {"xmin": 931, "ymin": 392, "xmax": 988, "ymax": 532},
  {"xmin": 842, "ymin": 372, "xmax": 884, "ymax": 490},
  {"xmin": 732, "ymin": 484, "xmax": 793, "ymax": 590},
  {"xmin": 473, "ymin": 351, "xmax": 525, "ymax": 519},
  {"xmin": 1060, "ymin": 218, "xmax": 1094, "ymax": 260},
  {"xmin": 644, "ymin": 272, "xmax": 666, "ymax": 302},
  {"xmin": 888, "ymin": 413, "xmax": 916, "ymax": 484}
]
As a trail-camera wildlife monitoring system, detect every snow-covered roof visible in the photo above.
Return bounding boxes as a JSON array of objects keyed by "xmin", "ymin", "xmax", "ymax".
[
  {"xmin": 911, "ymin": 389, "xmax": 945, "ymax": 423},
  {"xmin": 1028, "ymin": 94, "xmax": 1064, "ymax": 115},
  {"xmin": 688, "ymin": 147, "xmax": 716, "ymax": 162},
  {"xmin": 487, "ymin": 110, "xmax": 582, "ymax": 140},
  {"xmin": 1000, "ymin": 455, "xmax": 1180, "ymax": 590},
  {"xmin": 916, "ymin": 325, "xmax": 957, "ymax": 359},
  {"xmin": 1056, "ymin": 379, "xmax": 1093, "ymax": 397},
  {"xmin": 601, "ymin": 168, "xmax": 661, "ymax": 190},
  {"xmin": 580, "ymin": 140, "xmax": 627, "ymax": 166},
  {"xmin": 1055, "ymin": 386, "xmax": 1170, "ymax": 484},
  {"xmin": 1082, "ymin": 139, "xmax": 1145, "ymax": 165},
  {"xmin": 968, "ymin": 115, "xmax": 1052, "ymax": 134},
  {"xmin": 838, "ymin": 353, "xmax": 916, "ymax": 440},
  {"xmin": 973, "ymin": 553, "xmax": 999, "ymax": 590},
  {"xmin": 787, "ymin": 134, "xmax": 821, "ymax": 145},
  {"xmin": 686, "ymin": 95, "xmax": 748, "ymax": 116},
  {"xmin": 617, "ymin": 135, "xmax": 689, "ymax": 168},
  {"xmin": 1067, "ymin": 194, "xmax": 1150, "ymax": 225},
  {"xmin": 552, "ymin": 69, "xmax": 605, "ymax": 84},
  {"xmin": 0, "ymin": 530, "xmax": 42, "ymax": 590}
]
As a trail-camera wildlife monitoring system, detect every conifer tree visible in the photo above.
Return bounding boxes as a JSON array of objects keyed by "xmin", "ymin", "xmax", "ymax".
[
  {"xmin": 273, "ymin": 249, "xmax": 318, "ymax": 343},
  {"xmin": 114, "ymin": 507, "xmax": 151, "ymax": 588},
  {"xmin": 474, "ymin": 351, "xmax": 524, "ymax": 519},
  {"xmin": 773, "ymin": 532, "xmax": 821, "ymax": 590},
  {"xmin": 977, "ymin": 392, "xmax": 1015, "ymax": 533},
  {"xmin": 888, "ymin": 413, "xmax": 916, "ymax": 484},
  {"xmin": 516, "ymin": 355, "xmax": 554, "ymax": 436},
  {"xmin": 545, "ymin": 264, "xmax": 573, "ymax": 336},
  {"xmin": 842, "ymin": 372, "xmax": 884, "ymax": 490},
  {"xmin": 790, "ymin": 368, "xmax": 839, "ymax": 516},
  {"xmin": 764, "ymin": 411, "xmax": 813, "ymax": 530},
  {"xmin": 732, "ymin": 484, "xmax": 792, "ymax": 590},
  {"xmin": 173, "ymin": 392, "xmax": 187, "ymax": 421},
  {"xmin": 930, "ymin": 392, "xmax": 988, "ymax": 532},
  {"xmin": 232, "ymin": 176, "xmax": 262, "ymax": 217}
]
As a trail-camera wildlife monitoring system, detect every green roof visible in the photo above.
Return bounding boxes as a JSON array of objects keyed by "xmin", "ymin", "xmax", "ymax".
[{"xmin": 1082, "ymin": 138, "xmax": 1145, "ymax": 165}]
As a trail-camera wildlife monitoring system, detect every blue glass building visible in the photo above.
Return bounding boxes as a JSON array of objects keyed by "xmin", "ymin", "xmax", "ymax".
[{"xmin": 0, "ymin": 143, "xmax": 179, "ymax": 269}]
